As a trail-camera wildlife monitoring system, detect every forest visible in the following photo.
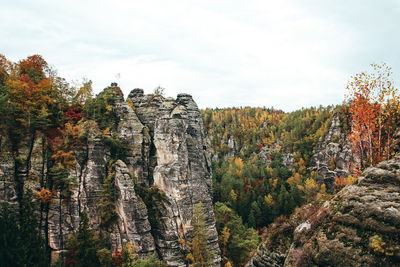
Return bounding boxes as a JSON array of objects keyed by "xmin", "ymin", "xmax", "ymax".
[{"xmin": 1, "ymin": 54, "xmax": 400, "ymax": 267}]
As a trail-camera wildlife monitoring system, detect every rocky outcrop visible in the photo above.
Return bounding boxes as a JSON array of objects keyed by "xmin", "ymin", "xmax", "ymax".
[
  {"xmin": 258, "ymin": 144, "xmax": 294, "ymax": 169},
  {"xmin": 285, "ymin": 155, "xmax": 400, "ymax": 266},
  {"xmin": 129, "ymin": 91, "xmax": 220, "ymax": 265},
  {"xmin": 246, "ymin": 246, "xmax": 286, "ymax": 267},
  {"xmin": 114, "ymin": 88, "xmax": 152, "ymax": 187},
  {"xmin": 0, "ymin": 85, "xmax": 220, "ymax": 266},
  {"xmin": 309, "ymin": 114, "xmax": 355, "ymax": 186},
  {"xmin": 111, "ymin": 160, "xmax": 155, "ymax": 257}
]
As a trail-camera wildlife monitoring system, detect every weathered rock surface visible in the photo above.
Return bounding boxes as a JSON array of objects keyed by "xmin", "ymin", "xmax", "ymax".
[
  {"xmin": 258, "ymin": 144, "xmax": 294, "ymax": 169},
  {"xmin": 111, "ymin": 160, "xmax": 155, "ymax": 256},
  {"xmin": 130, "ymin": 92, "xmax": 220, "ymax": 266},
  {"xmin": 309, "ymin": 113, "xmax": 355, "ymax": 186},
  {"xmin": 246, "ymin": 244, "xmax": 286, "ymax": 267},
  {"xmin": 0, "ymin": 86, "xmax": 221, "ymax": 266},
  {"xmin": 285, "ymin": 155, "xmax": 400, "ymax": 266}
]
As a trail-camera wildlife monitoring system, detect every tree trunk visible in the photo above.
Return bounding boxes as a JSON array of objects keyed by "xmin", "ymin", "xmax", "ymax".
[
  {"xmin": 25, "ymin": 132, "xmax": 36, "ymax": 180},
  {"xmin": 12, "ymin": 146, "xmax": 24, "ymax": 212},
  {"xmin": 59, "ymin": 192, "xmax": 64, "ymax": 262},
  {"xmin": 40, "ymin": 137, "xmax": 46, "ymax": 232}
]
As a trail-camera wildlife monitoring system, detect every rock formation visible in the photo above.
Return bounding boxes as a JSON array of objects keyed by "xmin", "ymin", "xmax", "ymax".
[
  {"xmin": 309, "ymin": 113, "xmax": 355, "ymax": 186},
  {"xmin": 285, "ymin": 155, "xmax": 400, "ymax": 266},
  {"xmin": 0, "ymin": 86, "xmax": 220, "ymax": 266},
  {"xmin": 246, "ymin": 154, "xmax": 400, "ymax": 267},
  {"xmin": 258, "ymin": 144, "xmax": 294, "ymax": 169}
]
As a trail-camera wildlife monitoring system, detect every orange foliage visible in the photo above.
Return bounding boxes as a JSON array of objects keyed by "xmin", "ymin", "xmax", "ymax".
[
  {"xmin": 346, "ymin": 63, "xmax": 400, "ymax": 169},
  {"xmin": 334, "ymin": 176, "xmax": 357, "ymax": 191},
  {"xmin": 49, "ymin": 123, "xmax": 82, "ymax": 168},
  {"xmin": 34, "ymin": 188, "xmax": 53, "ymax": 203},
  {"xmin": 112, "ymin": 249, "xmax": 123, "ymax": 267}
]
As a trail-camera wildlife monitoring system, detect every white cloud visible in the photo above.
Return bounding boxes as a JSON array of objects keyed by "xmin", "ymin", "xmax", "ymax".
[{"xmin": 1, "ymin": 0, "xmax": 399, "ymax": 111}]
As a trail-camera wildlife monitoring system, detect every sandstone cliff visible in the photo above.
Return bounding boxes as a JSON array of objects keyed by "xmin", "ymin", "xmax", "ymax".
[
  {"xmin": 285, "ymin": 154, "xmax": 400, "ymax": 266},
  {"xmin": 309, "ymin": 113, "xmax": 355, "ymax": 187},
  {"xmin": 0, "ymin": 86, "xmax": 220, "ymax": 266}
]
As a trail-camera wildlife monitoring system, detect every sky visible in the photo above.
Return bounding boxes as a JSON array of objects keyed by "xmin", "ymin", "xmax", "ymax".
[{"xmin": 1, "ymin": 0, "xmax": 400, "ymax": 111}]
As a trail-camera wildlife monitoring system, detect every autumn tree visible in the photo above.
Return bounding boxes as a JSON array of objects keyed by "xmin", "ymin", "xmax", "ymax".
[
  {"xmin": 346, "ymin": 63, "xmax": 400, "ymax": 168},
  {"xmin": 0, "ymin": 55, "xmax": 57, "ymax": 209}
]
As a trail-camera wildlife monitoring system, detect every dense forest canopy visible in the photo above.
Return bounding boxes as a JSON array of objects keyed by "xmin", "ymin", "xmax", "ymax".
[{"xmin": 1, "ymin": 54, "xmax": 399, "ymax": 267}]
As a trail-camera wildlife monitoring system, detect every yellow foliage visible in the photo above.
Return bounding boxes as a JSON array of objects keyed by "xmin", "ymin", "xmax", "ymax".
[
  {"xmin": 328, "ymin": 157, "xmax": 336, "ymax": 171},
  {"xmin": 236, "ymin": 170, "xmax": 241, "ymax": 178},
  {"xmin": 219, "ymin": 226, "xmax": 230, "ymax": 259},
  {"xmin": 304, "ymin": 178, "xmax": 319, "ymax": 196},
  {"xmin": 266, "ymin": 166, "xmax": 273, "ymax": 177},
  {"xmin": 296, "ymin": 158, "xmax": 307, "ymax": 175},
  {"xmin": 127, "ymin": 98, "xmax": 135, "ymax": 110},
  {"xmin": 122, "ymin": 242, "xmax": 137, "ymax": 267},
  {"xmin": 229, "ymin": 190, "xmax": 237, "ymax": 201},
  {"xmin": 102, "ymin": 127, "xmax": 111, "ymax": 137},
  {"xmin": 287, "ymin": 173, "xmax": 302, "ymax": 186},
  {"xmin": 369, "ymin": 235, "xmax": 394, "ymax": 255},
  {"xmin": 264, "ymin": 194, "xmax": 275, "ymax": 206},
  {"xmin": 224, "ymin": 262, "xmax": 232, "ymax": 267},
  {"xmin": 334, "ymin": 175, "xmax": 357, "ymax": 190},
  {"xmin": 234, "ymin": 157, "xmax": 244, "ymax": 169},
  {"xmin": 272, "ymin": 178, "xmax": 278, "ymax": 189}
]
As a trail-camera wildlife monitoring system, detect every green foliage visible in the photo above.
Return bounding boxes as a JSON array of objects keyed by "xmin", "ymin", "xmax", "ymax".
[
  {"xmin": 0, "ymin": 194, "xmax": 48, "ymax": 267},
  {"xmin": 214, "ymin": 202, "xmax": 259, "ymax": 266},
  {"xmin": 133, "ymin": 256, "xmax": 167, "ymax": 267},
  {"xmin": 84, "ymin": 86, "xmax": 121, "ymax": 130},
  {"xmin": 74, "ymin": 210, "xmax": 100, "ymax": 267},
  {"xmin": 102, "ymin": 133, "xmax": 128, "ymax": 160},
  {"xmin": 97, "ymin": 161, "xmax": 118, "ymax": 229},
  {"xmin": 97, "ymin": 248, "xmax": 113, "ymax": 267},
  {"xmin": 122, "ymin": 242, "xmax": 137, "ymax": 267},
  {"xmin": 190, "ymin": 203, "xmax": 215, "ymax": 266},
  {"xmin": 204, "ymin": 107, "xmax": 337, "ymax": 232},
  {"xmin": 50, "ymin": 166, "xmax": 76, "ymax": 200},
  {"xmin": 135, "ymin": 185, "xmax": 169, "ymax": 232}
]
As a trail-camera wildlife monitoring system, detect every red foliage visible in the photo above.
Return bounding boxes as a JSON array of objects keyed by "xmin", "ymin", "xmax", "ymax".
[
  {"xmin": 112, "ymin": 249, "xmax": 123, "ymax": 267},
  {"xmin": 19, "ymin": 54, "xmax": 48, "ymax": 74},
  {"xmin": 65, "ymin": 105, "xmax": 83, "ymax": 124}
]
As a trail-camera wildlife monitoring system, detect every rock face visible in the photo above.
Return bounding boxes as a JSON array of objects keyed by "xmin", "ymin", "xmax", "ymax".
[
  {"xmin": 129, "ymin": 91, "xmax": 220, "ymax": 265},
  {"xmin": 0, "ymin": 86, "xmax": 220, "ymax": 266},
  {"xmin": 246, "ymin": 245, "xmax": 286, "ymax": 267},
  {"xmin": 285, "ymin": 155, "xmax": 400, "ymax": 267},
  {"xmin": 111, "ymin": 160, "xmax": 155, "ymax": 257},
  {"xmin": 258, "ymin": 144, "xmax": 294, "ymax": 169},
  {"xmin": 309, "ymin": 114, "xmax": 355, "ymax": 186}
]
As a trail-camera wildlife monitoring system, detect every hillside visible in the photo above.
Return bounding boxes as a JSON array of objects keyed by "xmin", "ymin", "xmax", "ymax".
[{"xmin": 1, "ymin": 55, "xmax": 400, "ymax": 267}]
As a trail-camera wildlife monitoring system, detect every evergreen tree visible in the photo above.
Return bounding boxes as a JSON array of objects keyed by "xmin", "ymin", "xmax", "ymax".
[
  {"xmin": 0, "ymin": 193, "xmax": 48, "ymax": 267},
  {"xmin": 75, "ymin": 210, "xmax": 100, "ymax": 267},
  {"xmin": 190, "ymin": 203, "xmax": 214, "ymax": 266}
]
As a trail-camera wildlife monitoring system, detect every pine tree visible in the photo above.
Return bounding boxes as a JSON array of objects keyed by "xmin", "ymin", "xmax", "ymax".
[
  {"xmin": 75, "ymin": 210, "xmax": 100, "ymax": 267},
  {"xmin": 190, "ymin": 203, "xmax": 214, "ymax": 266},
  {"xmin": 0, "ymin": 193, "xmax": 48, "ymax": 267}
]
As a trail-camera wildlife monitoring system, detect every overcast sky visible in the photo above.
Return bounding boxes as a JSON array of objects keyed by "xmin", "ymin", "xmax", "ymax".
[{"xmin": 1, "ymin": 0, "xmax": 400, "ymax": 111}]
